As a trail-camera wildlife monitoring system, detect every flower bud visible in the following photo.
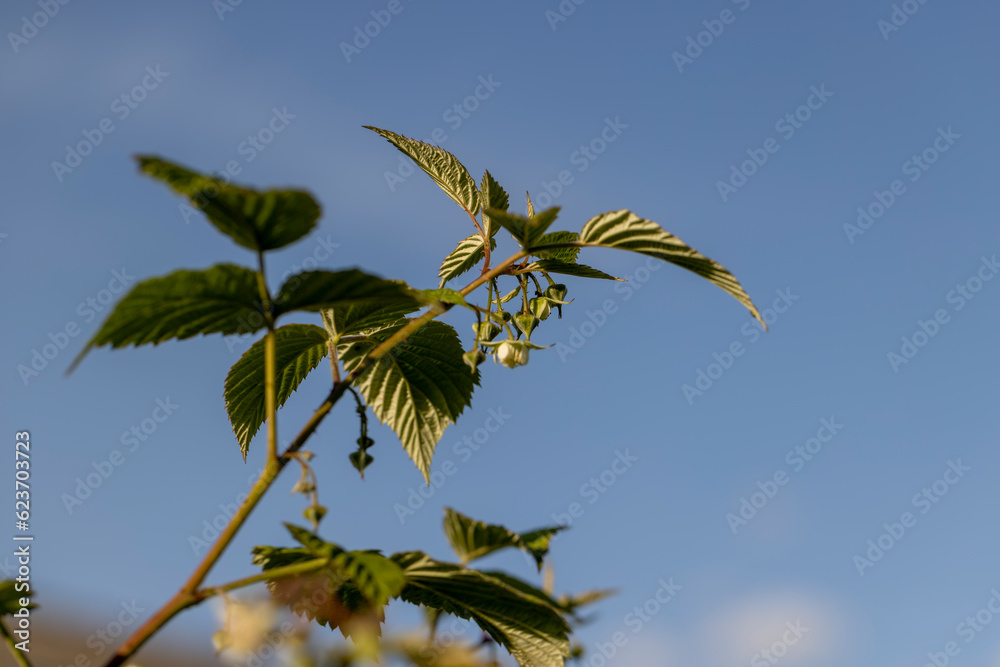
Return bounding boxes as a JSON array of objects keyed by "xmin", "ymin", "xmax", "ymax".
[
  {"xmin": 530, "ymin": 297, "xmax": 551, "ymax": 321},
  {"xmin": 512, "ymin": 312, "xmax": 539, "ymax": 339},
  {"xmin": 544, "ymin": 284, "xmax": 569, "ymax": 317},
  {"xmin": 544, "ymin": 284, "xmax": 568, "ymax": 303},
  {"xmin": 349, "ymin": 450, "xmax": 374, "ymax": 474},
  {"xmin": 472, "ymin": 320, "xmax": 501, "ymax": 342},
  {"xmin": 463, "ymin": 348, "xmax": 486, "ymax": 372},
  {"xmin": 303, "ymin": 504, "xmax": 327, "ymax": 527}
]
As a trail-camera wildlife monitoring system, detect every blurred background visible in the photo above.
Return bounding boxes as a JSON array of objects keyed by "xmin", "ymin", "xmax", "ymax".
[{"xmin": 2, "ymin": 0, "xmax": 999, "ymax": 665}]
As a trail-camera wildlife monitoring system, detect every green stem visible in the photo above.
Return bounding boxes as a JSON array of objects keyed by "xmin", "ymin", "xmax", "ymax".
[
  {"xmin": 527, "ymin": 272, "xmax": 543, "ymax": 294},
  {"xmin": 0, "ymin": 622, "xmax": 31, "ymax": 667},
  {"xmin": 194, "ymin": 557, "xmax": 331, "ymax": 602},
  {"xmin": 264, "ymin": 330, "xmax": 278, "ymax": 462},
  {"xmin": 102, "ymin": 248, "xmax": 529, "ymax": 667}
]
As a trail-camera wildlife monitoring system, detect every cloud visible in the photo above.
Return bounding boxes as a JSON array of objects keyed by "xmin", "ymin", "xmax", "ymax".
[{"xmin": 700, "ymin": 589, "xmax": 846, "ymax": 665}]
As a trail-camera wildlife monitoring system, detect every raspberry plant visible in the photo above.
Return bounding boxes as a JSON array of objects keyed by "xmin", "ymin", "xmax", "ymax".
[{"xmin": 13, "ymin": 127, "xmax": 765, "ymax": 667}]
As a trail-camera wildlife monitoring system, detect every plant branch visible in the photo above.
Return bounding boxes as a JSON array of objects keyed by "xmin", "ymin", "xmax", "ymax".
[{"xmin": 102, "ymin": 248, "xmax": 529, "ymax": 667}]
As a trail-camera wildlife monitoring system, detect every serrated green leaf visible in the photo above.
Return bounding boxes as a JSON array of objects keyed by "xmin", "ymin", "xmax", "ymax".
[
  {"xmin": 577, "ymin": 210, "xmax": 763, "ymax": 325},
  {"xmin": 443, "ymin": 508, "xmax": 564, "ymax": 571},
  {"xmin": 555, "ymin": 588, "xmax": 617, "ymax": 617},
  {"xmin": 420, "ymin": 289, "xmax": 468, "ymax": 306},
  {"xmin": 253, "ymin": 525, "xmax": 404, "ymax": 637},
  {"xmin": 280, "ymin": 524, "xmax": 405, "ymax": 607},
  {"xmin": 532, "ymin": 231, "xmax": 580, "ymax": 262},
  {"xmin": 438, "ymin": 234, "xmax": 497, "ymax": 287},
  {"xmin": 224, "ymin": 324, "xmax": 329, "ymax": 458},
  {"xmin": 392, "ymin": 552, "xmax": 571, "ymax": 667},
  {"xmin": 320, "ymin": 301, "xmax": 417, "ymax": 345},
  {"xmin": 519, "ymin": 259, "xmax": 620, "ymax": 281},
  {"xmin": 516, "ymin": 527, "xmax": 564, "ymax": 568},
  {"xmin": 480, "ymin": 170, "xmax": 509, "ymax": 239},
  {"xmin": 273, "ymin": 269, "xmax": 420, "ymax": 317},
  {"xmin": 484, "ymin": 207, "xmax": 560, "ymax": 249},
  {"xmin": 137, "ymin": 156, "xmax": 320, "ymax": 252},
  {"xmin": 366, "ymin": 127, "xmax": 480, "ymax": 216},
  {"xmin": 69, "ymin": 264, "xmax": 265, "ymax": 373},
  {"xmin": 339, "ymin": 321, "xmax": 478, "ymax": 481},
  {"xmin": 0, "ymin": 580, "xmax": 35, "ymax": 616}
]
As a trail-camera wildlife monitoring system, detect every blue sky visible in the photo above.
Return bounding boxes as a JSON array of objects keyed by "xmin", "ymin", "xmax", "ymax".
[{"xmin": 3, "ymin": 0, "xmax": 999, "ymax": 665}]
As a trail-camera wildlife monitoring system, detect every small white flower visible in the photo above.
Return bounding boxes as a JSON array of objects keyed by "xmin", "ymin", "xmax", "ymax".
[{"xmin": 496, "ymin": 340, "xmax": 530, "ymax": 368}]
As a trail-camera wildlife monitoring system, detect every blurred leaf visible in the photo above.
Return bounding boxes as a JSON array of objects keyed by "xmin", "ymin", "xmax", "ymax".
[
  {"xmin": 443, "ymin": 507, "xmax": 564, "ymax": 570},
  {"xmin": 0, "ymin": 580, "xmax": 34, "ymax": 616},
  {"xmin": 253, "ymin": 524, "xmax": 405, "ymax": 639},
  {"xmin": 273, "ymin": 269, "xmax": 419, "ymax": 316},
  {"xmin": 138, "ymin": 156, "xmax": 320, "ymax": 251},
  {"xmin": 392, "ymin": 552, "xmax": 571, "ymax": 667}
]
